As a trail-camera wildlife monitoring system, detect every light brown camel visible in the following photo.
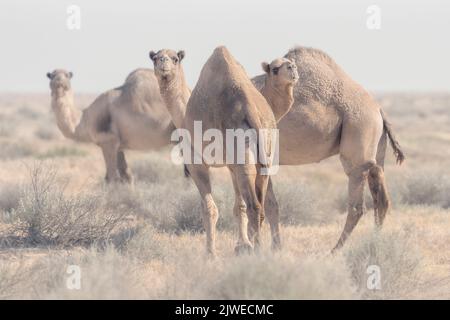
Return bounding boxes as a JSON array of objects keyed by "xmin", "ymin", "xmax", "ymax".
[
  {"xmin": 252, "ymin": 46, "xmax": 405, "ymax": 251},
  {"xmin": 149, "ymin": 47, "xmax": 295, "ymax": 256},
  {"xmin": 47, "ymin": 69, "xmax": 175, "ymax": 183}
]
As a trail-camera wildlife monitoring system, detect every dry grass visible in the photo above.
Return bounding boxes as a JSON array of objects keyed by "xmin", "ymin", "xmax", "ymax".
[
  {"xmin": 1, "ymin": 164, "xmax": 128, "ymax": 248},
  {"xmin": 0, "ymin": 93, "xmax": 449, "ymax": 299}
]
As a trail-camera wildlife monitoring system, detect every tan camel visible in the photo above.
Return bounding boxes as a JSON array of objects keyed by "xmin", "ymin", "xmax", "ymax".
[
  {"xmin": 46, "ymin": 69, "xmax": 175, "ymax": 183},
  {"xmin": 149, "ymin": 47, "xmax": 295, "ymax": 256},
  {"xmin": 252, "ymin": 46, "xmax": 405, "ymax": 251}
]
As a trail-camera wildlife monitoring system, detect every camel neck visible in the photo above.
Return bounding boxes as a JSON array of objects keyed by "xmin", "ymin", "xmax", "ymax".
[
  {"xmin": 51, "ymin": 89, "xmax": 82, "ymax": 141},
  {"xmin": 159, "ymin": 73, "xmax": 190, "ymax": 129},
  {"xmin": 262, "ymin": 80, "xmax": 294, "ymax": 122}
]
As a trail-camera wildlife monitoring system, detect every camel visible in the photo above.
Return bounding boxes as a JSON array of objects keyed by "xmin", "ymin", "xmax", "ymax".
[
  {"xmin": 252, "ymin": 46, "xmax": 405, "ymax": 251},
  {"xmin": 46, "ymin": 68, "xmax": 175, "ymax": 183},
  {"xmin": 149, "ymin": 47, "xmax": 297, "ymax": 256}
]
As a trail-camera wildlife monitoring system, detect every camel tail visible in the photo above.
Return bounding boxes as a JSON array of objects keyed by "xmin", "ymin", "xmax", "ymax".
[
  {"xmin": 243, "ymin": 104, "xmax": 274, "ymax": 170},
  {"xmin": 380, "ymin": 109, "xmax": 405, "ymax": 165}
]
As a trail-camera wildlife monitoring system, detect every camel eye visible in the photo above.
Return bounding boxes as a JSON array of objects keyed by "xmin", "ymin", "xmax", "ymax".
[
  {"xmin": 272, "ymin": 67, "xmax": 279, "ymax": 75},
  {"xmin": 172, "ymin": 57, "xmax": 179, "ymax": 64}
]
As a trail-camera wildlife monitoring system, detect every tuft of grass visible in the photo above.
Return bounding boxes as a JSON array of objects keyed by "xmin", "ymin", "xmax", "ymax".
[
  {"xmin": 274, "ymin": 180, "xmax": 323, "ymax": 225},
  {"xmin": 343, "ymin": 226, "xmax": 422, "ymax": 299},
  {"xmin": 399, "ymin": 169, "xmax": 450, "ymax": 209},
  {"xmin": 3, "ymin": 164, "xmax": 127, "ymax": 248},
  {"xmin": 0, "ymin": 183, "xmax": 23, "ymax": 214},
  {"xmin": 206, "ymin": 254, "xmax": 357, "ymax": 300},
  {"xmin": 37, "ymin": 147, "xmax": 87, "ymax": 159},
  {"xmin": 0, "ymin": 141, "xmax": 36, "ymax": 160},
  {"xmin": 0, "ymin": 246, "xmax": 145, "ymax": 299},
  {"xmin": 34, "ymin": 127, "xmax": 59, "ymax": 141},
  {"xmin": 17, "ymin": 106, "xmax": 40, "ymax": 120},
  {"xmin": 130, "ymin": 155, "xmax": 185, "ymax": 184}
]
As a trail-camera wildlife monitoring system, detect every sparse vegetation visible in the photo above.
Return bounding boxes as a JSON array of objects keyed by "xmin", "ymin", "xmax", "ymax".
[
  {"xmin": 0, "ymin": 141, "xmax": 36, "ymax": 159},
  {"xmin": 0, "ymin": 93, "xmax": 449, "ymax": 299},
  {"xmin": 399, "ymin": 169, "xmax": 450, "ymax": 209},
  {"xmin": 344, "ymin": 226, "xmax": 422, "ymax": 299},
  {"xmin": 35, "ymin": 127, "xmax": 59, "ymax": 141},
  {"xmin": 37, "ymin": 146, "xmax": 87, "ymax": 159},
  {"xmin": 1, "ymin": 164, "xmax": 127, "ymax": 247}
]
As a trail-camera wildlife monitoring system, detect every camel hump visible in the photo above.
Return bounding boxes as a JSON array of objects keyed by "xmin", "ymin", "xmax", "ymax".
[
  {"xmin": 204, "ymin": 46, "xmax": 248, "ymax": 81},
  {"xmin": 212, "ymin": 45, "xmax": 230, "ymax": 56}
]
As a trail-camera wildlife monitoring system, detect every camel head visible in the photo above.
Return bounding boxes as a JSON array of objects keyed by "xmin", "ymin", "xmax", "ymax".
[
  {"xmin": 47, "ymin": 69, "xmax": 73, "ymax": 97},
  {"xmin": 149, "ymin": 49, "xmax": 185, "ymax": 83},
  {"xmin": 261, "ymin": 58, "xmax": 298, "ymax": 87}
]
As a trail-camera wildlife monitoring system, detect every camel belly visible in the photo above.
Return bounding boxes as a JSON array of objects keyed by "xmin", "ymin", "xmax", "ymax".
[
  {"xmin": 113, "ymin": 112, "xmax": 173, "ymax": 150},
  {"xmin": 277, "ymin": 103, "xmax": 342, "ymax": 165}
]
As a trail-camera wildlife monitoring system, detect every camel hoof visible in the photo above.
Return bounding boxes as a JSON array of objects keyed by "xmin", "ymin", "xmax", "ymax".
[
  {"xmin": 105, "ymin": 176, "xmax": 121, "ymax": 184},
  {"xmin": 206, "ymin": 251, "xmax": 217, "ymax": 260},
  {"xmin": 330, "ymin": 245, "xmax": 342, "ymax": 255},
  {"xmin": 120, "ymin": 174, "xmax": 134, "ymax": 184},
  {"xmin": 234, "ymin": 242, "xmax": 254, "ymax": 255}
]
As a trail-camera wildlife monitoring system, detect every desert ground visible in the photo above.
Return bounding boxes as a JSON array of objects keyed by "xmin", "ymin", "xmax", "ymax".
[{"xmin": 0, "ymin": 92, "xmax": 449, "ymax": 299}]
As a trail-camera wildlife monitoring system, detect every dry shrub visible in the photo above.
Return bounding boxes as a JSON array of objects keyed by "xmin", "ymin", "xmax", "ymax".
[
  {"xmin": 37, "ymin": 146, "xmax": 87, "ymax": 159},
  {"xmin": 0, "ymin": 183, "xmax": 23, "ymax": 214},
  {"xmin": 399, "ymin": 169, "xmax": 450, "ymax": 208},
  {"xmin": 130, "ymin": 153, "xmax": 185, "ymax": 184},
  {"xmin": 104, "ymin": 178, "xmax": 236, "ymax": 234},
  {"xmin": 0, "ymin": 260, "xmax": 27, "ymax": 299},
  {"xmin": 0, "ymin": 141, "xmax": 36, "ymax": 159},
  {"xmin": 34, "ymin": 126, "xmax": 59, "ymax": 141},
  {"xmin": 0, "ymin": 247, "xmax": 144, "ymax": 299},
  {"xmin": 147, "ymin": 247, "xmax": 358, "ymax": 299},
  {"xmin": 4, "ymin": 164, "xmax": 127, "ymax": 247},
  {"xmin": 274, "ymin": 179, "xmax": 324, "ymax": 225},
  {"xmin": 344, "ymin": 225, "xmax": 422, "ymax": 299},
  {"xmin": 124, "ymin": 224, "xmax": 171, "ymax": 261},
  {"xmin": 207, "ymin": 254, "xmax": 357, "ymax": 300}
]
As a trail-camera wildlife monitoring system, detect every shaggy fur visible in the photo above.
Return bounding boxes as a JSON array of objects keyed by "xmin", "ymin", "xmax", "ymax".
[{"xmin": 252, "ymin": 46, "xmax": 405, "ymax": 251}]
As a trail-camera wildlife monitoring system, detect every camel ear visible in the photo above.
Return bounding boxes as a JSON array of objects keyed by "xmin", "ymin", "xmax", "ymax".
[
  {"xmin": 68, "ymin": 72, "xmax": 73, "ymax": 79},
  {"xmin": 177, "ymin": 50, "xmax": 185, "ymax": 62},
  {"xmin": 261, "ymin": 62, "xmax": 270, "ymax": 74},
  {"xmin": 149, "ymin": 51, "xmax": 157, "ymax": 61},
  {"xmin": 46, "ymin": 72, "xmax": 53, "ymax": 80}
]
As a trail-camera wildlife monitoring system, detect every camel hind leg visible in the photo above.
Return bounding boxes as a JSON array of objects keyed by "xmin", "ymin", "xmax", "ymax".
[
  {"xmin": 230, "ymin": 172, "xmax": 253, "ymax": 254},
  {"xmin": 117, "ymin": 151, "xmax": 133, "ymax": 184},
  {"xmin": 369, "ymin": 132, "xmax": 390, "ymax": 227},
  {"xmin": 368, "ymin": 165, "xmax": 390, "ymax": 227},
  {"xmin": 230, "ymin": 164, "xmax": 268, "ymax": 250},
  {"xmin": 99, "ymin": 136, "xmax": 121, "ymax": 183},
  {"xmin": 332, "ymin": 159, "xmax": 370, "ymax": 252},
  {"xmin": 264, "ymin": 177, "xmax": 281, "ymax": 250}
]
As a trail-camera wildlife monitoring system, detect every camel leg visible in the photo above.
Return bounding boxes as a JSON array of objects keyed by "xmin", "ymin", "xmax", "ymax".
[
  {"xmin": 230, "ymin": 172, "xmax": 253, "ymax": 254},
  {"xmin": 367, "ymin": 131, "xmax": 390, "ymax": 227},
  {"xmin": 332, "ymin": 159, "xmax": 372, "ymax": 252},
  {"xmin": 187, "ymin": 164, "xmax": 218, "ymax": 257},
  {"xmin": 333, "ymin": 108, "xmax": 384, "ymax": 252},
  {"xmin": 230, "ymin": 165, "xmax": 266, "ymax": 250},
  {"xmin": 368, "ymin": 165, "xmax": 390, "ymax": 227},
  {"xmin": 117, "ymin": 151, "xmax": 133, "ymax": 184},
  {"xmin": 265, "ymin": 177, "xmax": 281, "ymax": 250},
  {"xmin": 100, "ymin": 142, "xmax": 120, "ymax": 183}
]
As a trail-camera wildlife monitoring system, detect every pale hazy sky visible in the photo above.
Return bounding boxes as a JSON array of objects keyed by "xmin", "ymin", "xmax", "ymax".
[{"xmin": 0, "ymin": 0, "xmax": 449, "ymax": 93}]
